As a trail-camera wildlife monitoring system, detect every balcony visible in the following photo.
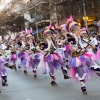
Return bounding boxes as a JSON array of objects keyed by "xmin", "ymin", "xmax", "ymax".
[{"xmin": 26, "ymin": 0, "xmax": 49, "ymax": 11}]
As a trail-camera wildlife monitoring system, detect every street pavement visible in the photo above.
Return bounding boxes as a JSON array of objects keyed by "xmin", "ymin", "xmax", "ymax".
[{"xmin": 0, "ymin": 68, "xmax": 100, "ymax": 100}]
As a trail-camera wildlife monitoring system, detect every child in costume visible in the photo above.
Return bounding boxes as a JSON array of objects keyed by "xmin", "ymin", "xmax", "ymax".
[
  {"xmin": 39, "ymin": 28, "xmax": 70, "ymax": 85},
  {"xmin": 67, "ymin": 16, "xmax": 95, "ymax": 94}
]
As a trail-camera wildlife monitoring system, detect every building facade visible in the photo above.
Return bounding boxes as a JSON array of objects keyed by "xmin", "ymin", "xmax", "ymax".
[
  {"xmin": 49, "ymin": 0, "xmax": 100, "ymax": 31},
  {"xmin": 23, "ymin": 0, "xmax": 50, "ymax": 27},
  {"xmin": 1, "ymin": 0, "xmax": 100, "ymax": 32}
]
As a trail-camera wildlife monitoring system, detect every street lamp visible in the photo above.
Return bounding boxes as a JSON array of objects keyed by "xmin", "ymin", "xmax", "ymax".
[
  {"xmin": 83, "ymin": 0, "xmax": 88, "ymax": 31},
  {"xmin": 34, "ymin": 6, "xmax": 39, "ymax": 39}
]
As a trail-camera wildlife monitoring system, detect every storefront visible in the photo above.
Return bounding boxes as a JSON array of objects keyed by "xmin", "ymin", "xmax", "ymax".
[{"xmin": 83, "ymin": 16, "xmax": 97, "ymax": 32}]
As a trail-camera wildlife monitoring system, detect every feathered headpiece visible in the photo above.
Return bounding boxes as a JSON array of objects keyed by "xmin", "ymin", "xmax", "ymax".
[
  {"xmin": 60, "ymin": 24, "xmax": 67, "ymax": 32},
  {"xmin": 27, "ymin": 29, "xmax": 32, "ymax": 34},
  {"xmin": 19, "ymin": 33, "xmax": 25, "ymax": 38},
  {"xmin": 43, "ymin": 29, "xmax": 51, "ymax": 34},
  {"xmin": 66, "ymin": 15, "xmax": 78, "ymax": 33},
  {"xmin": 26, "ymin": 34, "xmax": 32, "ymax": 37},
  {"xmin": 80, "ymin": 27, "xmax": 87, "ymax": 34},
  {"xmin": 43, "ymin": 21, "xmax": 57, "ymax": 35}
]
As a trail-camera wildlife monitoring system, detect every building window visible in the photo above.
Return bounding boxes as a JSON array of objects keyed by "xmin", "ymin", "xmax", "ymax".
[
  {"xmin": 29, "ymin": 8, "xmax": 35, "ymax": 18},
  {"xmin": 91, "ymin": 2, "xmax": 95, "ymax": 9}
]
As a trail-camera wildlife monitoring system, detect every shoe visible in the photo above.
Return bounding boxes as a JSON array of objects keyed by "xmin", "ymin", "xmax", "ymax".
[
  {"xmin": 2, "ymin": 82, "xmax": 8, "ymax": 86},
  {"xmin": 24, "ymin": 70, "xmax": 27, "ymax": 74},
  {"xmin": 1, "ymin": 76, "xmax": 7, "ymax": 86},
  {"xmin": 14, "ymin": 66, "xmax": 17, "ymax": 71},
  {"xmin": 12, "ymin": 65, "xmax": 17, "ymax": 71},
  {"xmin": 33, "ymin": 70, "xmax": 37, "ymax": 78},
  {"xmin": 18, "ymin": 66, "xmax": 21, "ymax": 69},
  {"xmin": 64, "ymin": 75, "xmax": 71, "ymax": 79},
  {"xmin": 51, "ymin": 81, "xmax": 57, "ymax": 86},
  {"xmin": 61, "ymin": 67, "xmax": 70, "ymax": 79},
  {"xmin": 81, "ymin": 86, "xmax": 87, "ymax": 94},
  {"xmin": 9, "ymin": 66, "xmax": 13, "ymax": 69},
  {"xmin": 5, "ymin": 76, "xmax": 7, "ymax": 82},
  {"xmin": 5, "ymin": 63, "xmax": 9, "ymax": 67},
  {"xmin": 34, "ymin": 75, "xmax": 37, "ymax": 78},
  {"xmin": 2, "ymin": 82, "xmax": 5, "ymax": 86},
  {"xmin": 66, "ymin": 65, "xmax": 69, "ymax": 69},
  {"xmin": 5, "ymin": 83, "xmax": 9, "ymax": 86}
]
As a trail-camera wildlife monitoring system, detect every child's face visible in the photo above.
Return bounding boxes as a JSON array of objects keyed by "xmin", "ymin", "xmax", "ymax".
[
  {"xmin": 74, "ymin": 26, "xmax": 81, "ymax": 36},
  {"xmin": 47, "ymin": 34, "xmax": 51, "ymax": 40}
]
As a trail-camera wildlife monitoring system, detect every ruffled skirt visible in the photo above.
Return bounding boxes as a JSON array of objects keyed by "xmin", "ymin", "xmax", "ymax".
[
  {"xmin": 9, "ymin": 54, "xmax": 17, "ymax": 66},
  {"xmin": 45, "ymin": 53, "xmax": 60, "ymax": 69},
  {"xmin": 0, "ymin": 59, "xmax": 7, "ymax": 76},
  {"xmin": 68, "ymin": 53, "xmax": 95, "ymax": 82}
]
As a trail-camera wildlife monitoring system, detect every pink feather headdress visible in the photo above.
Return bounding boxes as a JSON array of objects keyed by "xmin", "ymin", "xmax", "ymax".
[
  {"xmin": 67, "ymin": 15, "xmax": 73, "ymax": 23},
  {"xmin": 80, "ymin": 27, "xmax": 87, "ymax": 34},
  {"xmin": 66, "ymin": 15, "xmax": 78, "ymax": 32},
  {"xmin": 81, "ymin": 27, "xmax": 86, "ymax": 31}
]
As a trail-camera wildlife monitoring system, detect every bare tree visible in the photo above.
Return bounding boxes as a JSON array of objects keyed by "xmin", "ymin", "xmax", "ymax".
[{"xmin": 0, "ymin": 0, "xmax": 26, "ymax": 35}]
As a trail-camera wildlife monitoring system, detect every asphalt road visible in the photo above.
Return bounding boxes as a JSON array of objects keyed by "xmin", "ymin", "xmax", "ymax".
[{"xmin": 0, "ymin": 68, "xmax": 100, "ymax": 100}]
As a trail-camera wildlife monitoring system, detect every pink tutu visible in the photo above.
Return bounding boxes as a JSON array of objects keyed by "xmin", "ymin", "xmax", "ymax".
[
  {"xmin": 10, "ymin": 54, "xmax": 17, "ymax": 63},
  {"xmin": 66, "ymin": 45, "xmax": 70, "ymax": 51},
  {"xmin": 95, "ymin": 48, "xmax": 100, "ymax": 60},
  {"xmin": 0, "ymin": 59, "xmax": 7, "ymax": 75},
  {"xmin": 45, "ymin": 53, "xmax": 60, "ymax": 62}
]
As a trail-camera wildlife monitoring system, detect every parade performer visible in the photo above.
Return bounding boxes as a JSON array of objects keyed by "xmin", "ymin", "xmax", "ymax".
[
  {"xmin": 26, "ymin": 34, "xmax": 41, "ymax": 77},
  {"xmin": 66, "ymin": 16, "xmax": 95, "ymax": 94},
  {"xmin": 55, "ymin": 34, "xmax": 71, "ymax": 79},
  {"xmin": 39, "ymin": 28, "xmax": 70, "ymax": 85},
  {"xmin": 19, "ymin": 34, "xmax": 30, "ymax": 74},
  {"xmin": 18, "ymin": 34, "xmax": 43, "ymax": 76},
  {"xmin": 0, "ymin": 44, "xmax": 8, "ymax": 93},
  {"xmin": 79, "ymin": 28, "xmax": 100, "ymax": 77},
  {"xmin": 42, "ymin": 29, "xmax": 59, "ymax": 85},
  {"xmin": 7, "ymin": 40, "xmax": 17, "ymax": 71},
  {"xmin": 60, "ymin": 24, "xmax": 74, "ymax": 68}
]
